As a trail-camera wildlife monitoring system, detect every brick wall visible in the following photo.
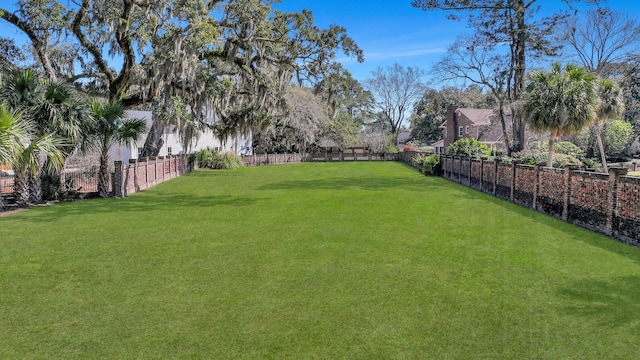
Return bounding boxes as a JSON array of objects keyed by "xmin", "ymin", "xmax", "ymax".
[
  {"xmin": 470, "ymin": 159, "xmax": 482, "ymax": 190},
  {"xmin": 615, "ymin": 176, "xmax": 640, "ymax": 243},
  {"xmin": 496, "ymin": 163, "xmax": 514, "ymax": 201},
  {"xmin": 439, "ymin": 155, "xmax": 640, "ymax": 247},
  {"xmin": 537, "ymin": 167, "xmax": 565, "ymax": 218},
  {"xmin": 514, "ymin": 165, "xmax": 536, "ymax": 207}
]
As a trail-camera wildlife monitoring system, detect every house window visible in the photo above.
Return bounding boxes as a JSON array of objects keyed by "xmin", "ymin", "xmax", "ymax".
[
  {"xmin": 458, "ymin": 126, "xmax": 463, "ymax": 137},
  {"xmin": 465, "ymin": 126, "xmax": 469, "ymax": 134},
  {"xmin": 137, "ymin": 147, "xmax": 143, "ymax": 159},
  {"xmin": 167, "ymin": 147, "xmax": 172, "ymax": 156}
]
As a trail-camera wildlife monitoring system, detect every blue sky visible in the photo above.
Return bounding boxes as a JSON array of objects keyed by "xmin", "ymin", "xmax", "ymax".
[
  {"xmin": 1, "ymin": 0, "xmax": 639, "ymax": 85},
  {"xmin": 274, "ymin": 0, "xmax": 640, "ymax": 83}
]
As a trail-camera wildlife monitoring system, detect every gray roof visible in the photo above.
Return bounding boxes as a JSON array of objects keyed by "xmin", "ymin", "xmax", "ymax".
[{"xmin": 456, "ymin": 108, "xmax": 493, "ymax": 126}]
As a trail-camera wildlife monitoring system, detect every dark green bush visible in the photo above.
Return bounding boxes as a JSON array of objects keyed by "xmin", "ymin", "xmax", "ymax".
[{"xmin": 422, "ymin": 154, "xmax": 442, "ymax": 176}]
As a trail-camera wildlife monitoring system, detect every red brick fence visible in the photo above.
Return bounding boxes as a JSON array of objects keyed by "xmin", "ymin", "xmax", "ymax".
[
  {"xmin": 438, "ymin": 155, "xmax": 640, "ymax": 246},
  {"xmin": 113, "ymin": 155, "xmax": 190, "ymax": 197}
]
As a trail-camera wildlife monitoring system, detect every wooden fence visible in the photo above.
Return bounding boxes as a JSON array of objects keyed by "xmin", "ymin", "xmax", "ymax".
[{"xmin": 241, "ymin": 151, "xmax": 400, "ymax": 166}]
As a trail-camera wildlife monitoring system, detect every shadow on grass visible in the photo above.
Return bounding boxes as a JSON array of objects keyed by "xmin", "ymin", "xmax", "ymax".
[
  {"xmin": 558, "ymin": 275, "xmax": 640, "ymax": 329},
  {"xmin": 258, "ymin": 174, "xmax": 452, "ymax": 193},
  {"xmin": 1, "ymin": 193, "xmax": 261, "ymax": 223},
  {"xmin": 440, "ymin": 178, "xmax": 640, "ymax": 263}
]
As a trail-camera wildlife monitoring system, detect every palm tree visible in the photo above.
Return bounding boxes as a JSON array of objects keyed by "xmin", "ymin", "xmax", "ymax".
[
  {"xmin": 1, "ymin": 69, "xmax": 90, "ymax": 202},
  {"xmin": 89, "ymin": 100, "xmax": 146, "ymax": 198},
  {"xmin": 594, "ymin": 78, "xmax": 625, "ymax": 173},
  {"xmin": 522, "ymin": 63, "xmax": 599, "ymax": 167},
  {"xmin": 0, "ymin": 103, "xmax": 65, "ymax": 207},
  {"xmin": 0, "ymin": 104, "xmax": 28, "ymax": 209},
  {"xmin": 12, "ymin": 133, "xmax": 66, "ymax": 207}
]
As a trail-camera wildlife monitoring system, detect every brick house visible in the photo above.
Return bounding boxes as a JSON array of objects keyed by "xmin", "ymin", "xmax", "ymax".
[{"xmin": 441, "ymin": 105, "xmax": 509, "ymax": 151}]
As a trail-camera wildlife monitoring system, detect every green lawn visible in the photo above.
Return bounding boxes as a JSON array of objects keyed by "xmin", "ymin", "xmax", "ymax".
[{"xmin": 2, "ymin": 162, "xmax": 640, "ymax": 359}]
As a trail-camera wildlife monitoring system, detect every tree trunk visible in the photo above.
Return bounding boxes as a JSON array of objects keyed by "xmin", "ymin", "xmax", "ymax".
[
  {"xmin": 140, "ymin": 122, "xmax": 164, "ymax": 158},
  {"xmin": 594, "ymin": 121, "xmax": 608, "ymax": 173},
  {"xmin": 547, "ymin": 130, "xmax": 557, "ymax": 168},
  {"xmin": 497, "ymin": 103, "xmax": 512, "ymax": 156},
  {"xmin": 29, "ymin": 169, "xmax": 43, "ymax": 204},
  {"xmin": 98, "ymin": 147, "xmax": 110, "ymax": 198},
  {"xmin": 14, "ymin": 167, "xmax": 30, "ymax": 208},
  {"xmin": 509, "ymin": 0, "xmax": 527, "ymax": 154},
  {"xmin": 0, "ymin": 181, "xmax": 5, "ymax": 210}
]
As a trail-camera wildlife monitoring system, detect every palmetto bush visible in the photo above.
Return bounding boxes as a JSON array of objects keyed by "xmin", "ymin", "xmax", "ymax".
[{"xmin": 196, "ymin": 149, "xmax": 244, "ymax": 169}]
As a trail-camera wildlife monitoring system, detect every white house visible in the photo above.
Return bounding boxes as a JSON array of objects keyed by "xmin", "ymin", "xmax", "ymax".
[{"xmin": 109, "ymin": 110, "xmax": 252, "ymax": 163}]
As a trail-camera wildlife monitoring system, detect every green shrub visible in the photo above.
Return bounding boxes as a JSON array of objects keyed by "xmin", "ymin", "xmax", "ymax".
[
  {"xmin": 196, "ymin": 149, "xmax": 244, "ymax": 169},
  {"xmin": 511, "ymin": 150, "xmax": 583, "ymax": 168},
  {"xmin": 196, "ymin": 148, "xmax": 217, "ymax": 168},
  {"xmin": 412, "ymin": 154, "xmax": 442, "ymax": 176},
  {"xmin": 211, "ymin": 151, "xmax": 244, "ymax": 170},
  {"xmin": 445, "ymin": 138, "xmax": 491, "ymax": 158},
  {"xmin": 551, "ymin": 141, "xmax": 584, "ymax": 158},
  {"xmin": 422, "ymin": 154, "xmax": 442, "ymax": 176},
  {"xmin": 582, "ymin": 158, "xmax": 601, "ymax": 170},
  {"xmin": 385, "ymin": 145, "xmax": 399, "ymax": 154}
]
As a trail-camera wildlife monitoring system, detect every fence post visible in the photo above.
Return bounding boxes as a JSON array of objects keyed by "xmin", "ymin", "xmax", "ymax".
[
  {"xmin": 561, "ymin": 165, "xmax": 578, "ymax": 221},
  {"xmin": 607, "ymin": 167, "xmax": 628, "ymax": 236},
  {"xmin": 533, "ymin": 163, "xmax": 541, "ymax": 211},
  {"xmin": 113, "ymin": 161, "xmax": 123, "ymax": 197},
  {"xmin": 479, "ymin": 157, "xmax": 485, "ymax": 191},
  {"xmin": 467, "ymin": 157, "xmax": 472, "ymax": 186},
  {"xmin": 510, "ymin": 161, "xmax": 517, "ymax": 202},
  {"xmin": 493, "ymin": 161, "xmax": 498, "ymax": 196}
]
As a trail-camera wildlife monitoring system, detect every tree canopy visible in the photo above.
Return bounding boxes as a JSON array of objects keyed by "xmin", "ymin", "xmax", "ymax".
[
  {"xmin": 1, "ymin": 0, "xmax": 365, "ymax": 156},
  {"xmin": 412, "ymin": 0, "xmax": 603, "ymax": 154}
]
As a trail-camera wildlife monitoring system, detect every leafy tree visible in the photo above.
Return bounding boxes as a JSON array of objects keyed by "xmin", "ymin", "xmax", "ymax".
[
  {"xmin": 88, "ymin": 100, "xmax": 146, "ymax": 198},
  {"xmin": 615, "ymin": 56, "xmax": 640, "ymax": 151},
  {"xmin": 412, "ymin": 0, "xmax": 603, "ymax": 154},
  {"xmin": 314, "ymin": 64, "xmax": 372, "ymax": 149},
  {"xmin": 603, "ymin": 119, "xmax": 633, "ymax": 155},
  {"xmin": 522, "ymin": 63, "xmax": 598, "ymax": 168},
  {"xmin": 1, "ymin": 1, "xmax": 364, "ymax": 158},
  {"xmin": 0, "ymin": 37, "xmax": 24, "ymax": 73},
  {"xmin": 364, "ymin": 63, "xmax": 426, "ymax": 135}
]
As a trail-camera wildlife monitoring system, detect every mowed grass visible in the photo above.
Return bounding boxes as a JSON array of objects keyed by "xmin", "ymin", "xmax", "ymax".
[{"xmin": 2, "ymin": 162, "xmax": 640, "ymax": 359}]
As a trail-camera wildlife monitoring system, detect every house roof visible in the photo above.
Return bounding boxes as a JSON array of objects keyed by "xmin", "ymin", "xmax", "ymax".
[
  {"xmin": 478, "ymin": 112, "xmax": 513, "ymax": 144},
  {"xmin": 431, "ymin": 139, "xmax": 444, "ymax": 147},
  {"xmin": 317, "ymin": 137, "xmax": 340, "ymax": 148},
  {"xmin": 456, "ymin": 108, "xmax": 494, "ymax": 126},
  {"xmin": 398, "ymin": 131, "xmax": 412, "ymax": 143}
]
